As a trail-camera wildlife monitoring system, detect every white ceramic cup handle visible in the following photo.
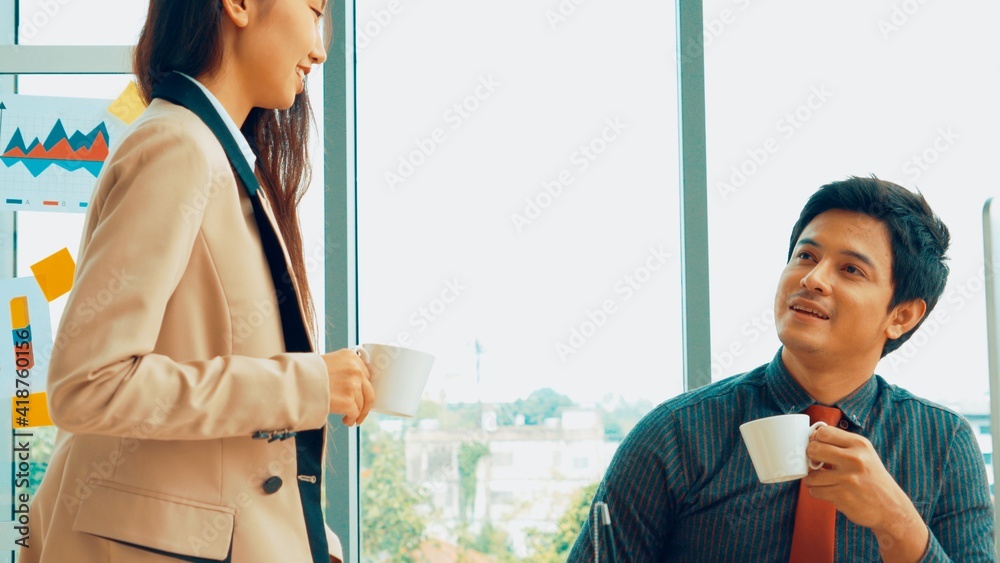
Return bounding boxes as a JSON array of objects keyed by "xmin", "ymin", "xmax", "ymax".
[
  {"xmin": 807, "ymin": 421, "xmax": 827, "ymax": 470},
  {"xmin": 351, "ymin": 345, "xmax": 370, "ymax": 364}
]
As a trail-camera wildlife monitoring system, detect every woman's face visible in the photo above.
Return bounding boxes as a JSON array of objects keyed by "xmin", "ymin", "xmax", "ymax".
[{"xmin": 231, "ymin": 0, "xmax": 328, "ymax": 110}]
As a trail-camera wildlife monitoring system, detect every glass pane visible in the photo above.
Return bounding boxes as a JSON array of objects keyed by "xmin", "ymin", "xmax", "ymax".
[
  {"xmin": 357, "ymin": 1, "xmax": 680, "ymax": 560},
  {"xmin": 705, "ymin": 1, "xmax": 1000, "ymax": 490},
  {"xmin": 17, "ymin": 0, "xmax": 146, "ymax": 45}
]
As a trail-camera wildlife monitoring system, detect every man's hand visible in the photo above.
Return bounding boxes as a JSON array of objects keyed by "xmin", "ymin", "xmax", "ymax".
[{"xmin": 804, "ymin": 425, "xmax": 929, "ymax": 563}]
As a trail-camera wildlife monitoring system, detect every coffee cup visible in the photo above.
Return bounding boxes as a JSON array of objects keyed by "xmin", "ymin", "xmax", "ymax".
[
  {"xmin": 351, "ymin": 343, "xmax": 435, "ymax": 417},
  {"xmin": 739, "ymin": 414, "xmax": 826, "ymax": 484}
]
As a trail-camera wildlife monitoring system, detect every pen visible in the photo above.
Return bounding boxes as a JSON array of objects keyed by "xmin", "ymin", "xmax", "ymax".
[{"xmin": 593, "ymin": 501, "xmax": 617, "ymax": 563}]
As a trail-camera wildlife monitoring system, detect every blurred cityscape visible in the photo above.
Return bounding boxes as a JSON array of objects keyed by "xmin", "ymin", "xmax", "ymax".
[
  {"xmin": 19, "ymin": 392, "xmax": 995, "ymax": 563},
  {"xmin": 360, "ymin": 390, "xmax": 996, "ymax": 562},
  {"xmin": 360, "ymin": 389, "xmax": 650, "ymax": 562}
]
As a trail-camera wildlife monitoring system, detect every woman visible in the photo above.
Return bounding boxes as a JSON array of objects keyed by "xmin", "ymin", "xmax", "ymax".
[{"xmin": 21, "ymin": 1, "xmax": 372, "ymax": 561}]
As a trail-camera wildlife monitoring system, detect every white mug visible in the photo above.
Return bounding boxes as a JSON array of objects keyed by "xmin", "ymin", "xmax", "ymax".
[
  {"xmin": 351, "ymin": 343, "xmax": 435, "ymax": 417},
  {"xmin": 739, "ymin": 414, "xmax": 826, "ymax": 484}
]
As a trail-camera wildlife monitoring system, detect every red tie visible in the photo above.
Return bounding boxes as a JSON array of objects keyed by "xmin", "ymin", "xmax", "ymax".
[{"xmin": 789, "ymin": 404, "xmax": 843, "ymax": 563}]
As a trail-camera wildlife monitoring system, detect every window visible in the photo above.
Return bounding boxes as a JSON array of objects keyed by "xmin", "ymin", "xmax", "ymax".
[
  {"xmin": 704, "ymin": 0, "xmax": 1000, "ymax": 495},
  {"xmin": 491, "ymin": 490, "xmax": 516, "ymax": 506},
  {"xmin": 356, "ymin": 0, "xmax": 681, "ymax": 559},
  {"xmin": 17, "ymin": 0, "xmax": 146, "ymax": 45},
  {"xmin": 19, "ymin": 2, "xmax": 994, "ymax": 561},
  {"xmin": 493, "ymin": 451, "xmax": 514, "ymax": 468}
]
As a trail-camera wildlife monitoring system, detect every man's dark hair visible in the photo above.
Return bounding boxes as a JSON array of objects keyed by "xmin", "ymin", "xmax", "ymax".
[{"xmin": 786, "ymin": 175, "xmax": 951, "ymax": 357}]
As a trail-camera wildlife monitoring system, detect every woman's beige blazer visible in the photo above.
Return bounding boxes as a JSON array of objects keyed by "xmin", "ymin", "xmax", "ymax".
[{"xmin": 20, "ymin": 98, "xmax": 341, "ymax": 562}]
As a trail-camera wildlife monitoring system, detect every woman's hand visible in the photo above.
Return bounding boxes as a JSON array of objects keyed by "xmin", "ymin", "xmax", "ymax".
[{"xmin": 322, "ymin": 349, "xmax": 374, "ymax": 426}]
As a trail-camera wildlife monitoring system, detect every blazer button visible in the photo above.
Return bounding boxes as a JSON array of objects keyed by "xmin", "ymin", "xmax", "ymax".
[
  {"xmin": 838, "ymin": 419, "xmax": 850, "ymax": 430},
  {"xmin": 263, "ymin": 476, "xmax": 283, "ymax": 495}
]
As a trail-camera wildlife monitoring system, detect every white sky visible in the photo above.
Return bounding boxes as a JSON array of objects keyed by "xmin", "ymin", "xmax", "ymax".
[{"xmin": 10, "ymin": 0, "xmax": 1000, "ymax": 414}]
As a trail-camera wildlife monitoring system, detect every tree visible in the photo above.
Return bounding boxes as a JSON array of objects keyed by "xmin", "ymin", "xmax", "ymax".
[
  {"xmin": 512, "ymin": 388, "xmax": 573, "ymax": 425},
  {"xmin": 526, "ymin": 481, "xmax": 599, "ymax": 561},
  {"xmin": 457, "ymin": 520, "xmax": 516, "ymax": 562},
  {"xmin": 601, "ymin": 397, "xmax": 654, "ymax": 441},
  {"xmin": 457, "ymin": 441, "xmax": 489, "ymax": 522},
  {"xmin": 361, "ymin": 430, "xmax": 427, "ymax": 562},
  {"xmin": 25, "ymin": 426, "xmax": 56, "ymax": 496}
]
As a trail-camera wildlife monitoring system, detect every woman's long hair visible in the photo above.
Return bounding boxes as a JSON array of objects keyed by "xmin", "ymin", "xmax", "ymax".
[{"xmin": 133, "ymin": 0, "xmax": 318, "ymax": 341}]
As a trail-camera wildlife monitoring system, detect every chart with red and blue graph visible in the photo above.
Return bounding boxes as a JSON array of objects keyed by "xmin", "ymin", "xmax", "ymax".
[{"xmin": 0, "ymin": 95, "xmax": 125, "ymax": 213}]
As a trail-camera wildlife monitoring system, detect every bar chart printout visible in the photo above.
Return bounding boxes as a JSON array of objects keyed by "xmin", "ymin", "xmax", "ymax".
[{"xmin": 0, "ymin": 94, "xmax": 126, "ymax": 213}]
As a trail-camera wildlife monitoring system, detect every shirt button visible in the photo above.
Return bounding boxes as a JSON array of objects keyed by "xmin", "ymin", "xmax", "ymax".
[
  {"xmin": 263, "ymin": 476, "xmax": 283, "ymax": 495},
  {"xmin": 838, "ymin": 419, "xmax": 849, "ymax": 430}
]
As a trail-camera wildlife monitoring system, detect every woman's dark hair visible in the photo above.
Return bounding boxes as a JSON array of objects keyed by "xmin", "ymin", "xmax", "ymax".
[
  {"xmin": 786, "ymin": 176, "xmax": 950, "ymax": 357},
  {"xmin": 133, "ymin": 0, "xmax": 319, "ymax": 338}
]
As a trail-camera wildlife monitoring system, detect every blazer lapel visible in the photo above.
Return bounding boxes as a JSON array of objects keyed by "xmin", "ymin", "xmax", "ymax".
[{"xmin": 254, "ymin": 186, "xmax": 316, "ymax": 352}]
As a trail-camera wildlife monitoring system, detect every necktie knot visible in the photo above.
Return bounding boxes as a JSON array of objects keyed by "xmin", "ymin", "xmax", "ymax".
[{"xmin": 804, "ymin": 404, "xmax": 842, "ymax": 427}]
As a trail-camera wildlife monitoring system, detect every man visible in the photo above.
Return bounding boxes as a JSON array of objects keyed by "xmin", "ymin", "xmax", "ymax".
[{"xmin": 570, "ymin": 177, "xmax": 994, "ymax": 561}]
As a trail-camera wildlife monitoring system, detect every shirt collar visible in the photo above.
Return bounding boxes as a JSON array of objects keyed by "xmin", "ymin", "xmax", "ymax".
[
  {"xmin": 176, "ymin": 72, "xmax": 257, "ymax": 172},
  {"xmin": 764, "ymin": 348, "xmax": 880, "ymax": 430}
]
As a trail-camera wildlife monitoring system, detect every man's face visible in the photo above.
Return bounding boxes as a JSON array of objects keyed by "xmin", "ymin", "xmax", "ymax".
[{"xmin": 774, "ymin": 209, "xmax": 899, "ymax": 362}]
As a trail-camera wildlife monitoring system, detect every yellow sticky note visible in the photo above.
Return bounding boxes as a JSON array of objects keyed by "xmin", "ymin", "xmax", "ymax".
[
  {"xmin": 12, "ymin": 392, "xmax": 53, "ymax": 428},
  {"xmin": 30, "ymin": 247, "xmax": 76, "ymax": 302},
  {"xmin": 9, "ymin": 296, "xmax": 28, "ymax": 330},
  {"xmin": 107, "ymin": 81, "xmax": 147, "ymax": 125}
]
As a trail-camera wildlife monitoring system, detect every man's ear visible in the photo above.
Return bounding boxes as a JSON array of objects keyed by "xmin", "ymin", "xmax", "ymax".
[
  {"xmin": 220, "ymin": 0, "xmax": 251, "ymax": 28},
  {"xmin": 885, "ymin": 298, "xmax": 927, "ymax": 341}
]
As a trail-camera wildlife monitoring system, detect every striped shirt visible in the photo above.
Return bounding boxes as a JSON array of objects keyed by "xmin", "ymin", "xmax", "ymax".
[{"xmin": 570, "ymin": 349, "xmax": 995, "ymax": 562}]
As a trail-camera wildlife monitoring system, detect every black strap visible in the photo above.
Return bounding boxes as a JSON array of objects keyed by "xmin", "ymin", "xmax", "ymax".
[{"xmin": 151, "ymin": 72, "xmax": 328, "ymax": 563}]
